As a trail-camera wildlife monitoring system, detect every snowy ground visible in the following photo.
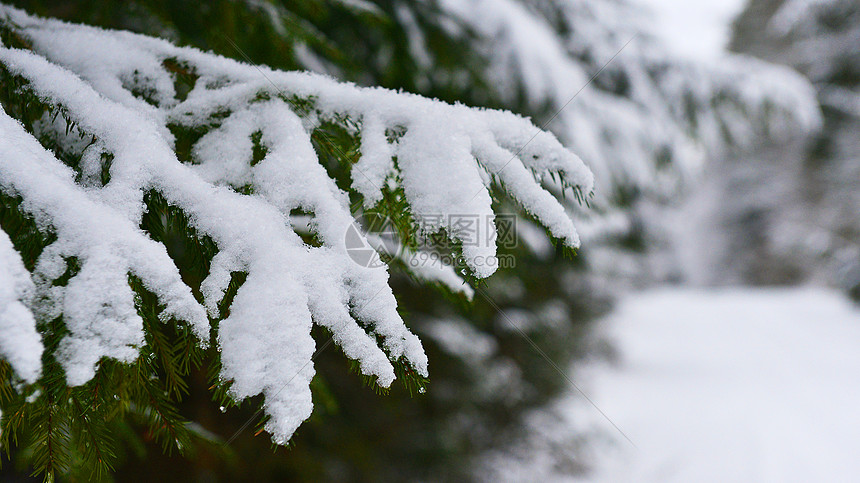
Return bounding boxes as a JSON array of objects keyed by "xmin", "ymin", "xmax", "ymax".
[{"xmin": 568, "ymin": 287, "xmax": 860, "ymax": 482}]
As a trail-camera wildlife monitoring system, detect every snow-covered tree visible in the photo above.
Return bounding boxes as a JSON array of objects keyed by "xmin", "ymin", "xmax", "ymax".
[
  {"xmin": 0, "ymin": 1, "xmax": 823, "ymax": 480},
  {"xmin": 0, "ymin": 4, "xmax": 594, "ymax": 478},
  {"xmin": 686, "ymin": 0, "xmax": 859, "ymax": 288}
]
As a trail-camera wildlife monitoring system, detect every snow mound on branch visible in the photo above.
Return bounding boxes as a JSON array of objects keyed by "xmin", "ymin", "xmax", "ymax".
[
  {"xmin": 0, "ymin": 230, "xmax": 42, "ymax": 383},
  {"xmin": 0, "ymin": 5, "xmax": 592, "ymax": 443}
]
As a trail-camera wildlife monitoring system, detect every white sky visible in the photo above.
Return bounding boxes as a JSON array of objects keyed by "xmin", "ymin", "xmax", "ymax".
[{"xmin": 633, "ymin": 0, "xmax": 749, "ymax": 60}]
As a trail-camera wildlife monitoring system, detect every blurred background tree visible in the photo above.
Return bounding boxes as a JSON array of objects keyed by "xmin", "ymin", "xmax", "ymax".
[{"xmin": 684, "ymin": 0, "xmax": 859, "ymax": 290}]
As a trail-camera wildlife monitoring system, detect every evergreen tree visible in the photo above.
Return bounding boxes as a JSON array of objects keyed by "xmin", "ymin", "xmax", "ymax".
[
  {"xmin": 0, "ymin": 1, "xmax": 821, "ymax": 480},
  {"xmin": 690, "ymin": 0, "xmax": 859, "ymax": 289}
]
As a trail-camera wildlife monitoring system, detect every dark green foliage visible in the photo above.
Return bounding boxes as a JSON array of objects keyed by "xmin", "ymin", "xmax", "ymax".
[
  {"xmin": 311, "ymin": 118, "xmax": 361, "ymax": 194},
  {"xmin": 0, "ymin": 192, "xmax": 57, "ymax": 272}
]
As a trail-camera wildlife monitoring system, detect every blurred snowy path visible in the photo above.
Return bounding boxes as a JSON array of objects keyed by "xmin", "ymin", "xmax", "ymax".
[{"xmin": 572, "ymin": 288, "xmax": 860, "ymax": 482}]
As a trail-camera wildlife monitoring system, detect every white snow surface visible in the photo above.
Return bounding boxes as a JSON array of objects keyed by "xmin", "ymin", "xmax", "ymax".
[{"xmin": 567, "ymin": 287, "xmax": 860, "ymax": 482}]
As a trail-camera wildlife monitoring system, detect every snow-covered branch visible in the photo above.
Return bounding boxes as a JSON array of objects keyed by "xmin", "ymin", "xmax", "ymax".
[{"xmin": 0, "ymin": 5, "xmax": 592, "ymax": 442}]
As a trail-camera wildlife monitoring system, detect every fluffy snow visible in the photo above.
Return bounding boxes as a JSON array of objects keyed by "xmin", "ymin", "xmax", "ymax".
[
  {"xmin": 567, "ymin": 288, "xmax": 860, "ymax": 482},
  {"xmin": 0, "ymin": 106, "xmax": 206, "ymax": 385},
  {"xmin": 0, "ymin": 231, "xmax": 42, "ymax": 383}
]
